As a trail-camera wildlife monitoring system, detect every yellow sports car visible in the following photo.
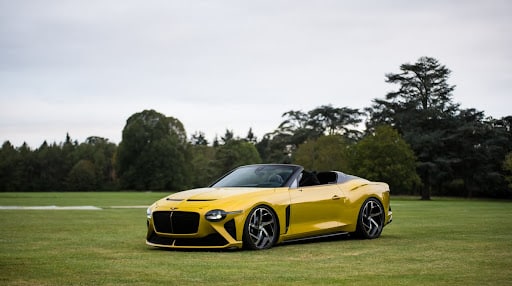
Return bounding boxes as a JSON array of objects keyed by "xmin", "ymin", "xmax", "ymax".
[{"xmin": 146, "ymin": 164, "xmax": 392, "ymax": 250}]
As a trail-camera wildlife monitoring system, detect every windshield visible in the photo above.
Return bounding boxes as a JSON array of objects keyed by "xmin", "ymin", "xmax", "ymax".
[{"xmin": 211, "ymin": 165, "xmax": 301, "ymax": 188}]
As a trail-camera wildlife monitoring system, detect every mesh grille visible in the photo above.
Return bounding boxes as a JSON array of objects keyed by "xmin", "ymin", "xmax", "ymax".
[{"xmin": 153, "ymin": 211, "xmax": 200, "ymax": 234}]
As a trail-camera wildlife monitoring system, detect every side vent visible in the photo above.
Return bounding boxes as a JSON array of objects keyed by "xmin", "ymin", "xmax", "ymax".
[
  {"xmin": 224, "ymin": 219, "xmax": 237, "ymax": 240},
  {"xmin": 285, "ymin": 205, "xmax": 291, "ymax": 233}
]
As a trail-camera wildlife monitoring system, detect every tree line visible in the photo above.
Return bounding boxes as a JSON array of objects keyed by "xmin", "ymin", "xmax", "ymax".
[{"xmin": 1, "ymin": 57, "xmax": 511, "ymax": 198}]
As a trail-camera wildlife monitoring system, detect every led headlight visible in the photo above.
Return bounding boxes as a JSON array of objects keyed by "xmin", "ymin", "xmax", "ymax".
[
  {"xmin": 146, "ymin": 206, "xmax": 152, "ymax": 219},
  {"xmin": 205, "ymin": 209, "xmax": 227, "ymax": 222},
  {"xmin": 205, "ymin": 209, "xmax": 243, "ymax": 222}
]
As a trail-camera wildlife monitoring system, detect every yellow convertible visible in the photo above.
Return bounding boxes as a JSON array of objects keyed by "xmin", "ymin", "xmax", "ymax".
[{"xmin": 146, "ymin": 164, "xmax": 392, "ymax": 250}]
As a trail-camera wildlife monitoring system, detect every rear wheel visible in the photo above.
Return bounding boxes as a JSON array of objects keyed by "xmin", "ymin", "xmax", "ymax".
[
  {"xmin": 243, "ymin": 205, "xmax": 279, "ymax": 250},
  {"xmin": 355, "ymin": 198, "xmax": 384, "ymax": 239}
]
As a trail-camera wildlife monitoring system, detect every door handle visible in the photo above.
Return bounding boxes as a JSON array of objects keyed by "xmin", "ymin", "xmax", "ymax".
[{"xmin": 332, "ymin": 195, "xmax": 341, "ymax": 200}]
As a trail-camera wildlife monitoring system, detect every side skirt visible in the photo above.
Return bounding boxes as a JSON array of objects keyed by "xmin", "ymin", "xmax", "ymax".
[{"xmin": 281, "ymin": 231, "xmax": 349, "ymax": 245}]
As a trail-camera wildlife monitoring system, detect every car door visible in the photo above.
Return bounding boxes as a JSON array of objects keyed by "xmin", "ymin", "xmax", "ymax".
[{"xmin": 287, "ymin": 183, "xmax": 347, "ymax": 238}]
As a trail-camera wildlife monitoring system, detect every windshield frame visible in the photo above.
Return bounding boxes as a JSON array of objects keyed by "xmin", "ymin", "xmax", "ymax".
[{"xmin": 209, "ymin": 164, "xmax": 303, "ymax": 188}]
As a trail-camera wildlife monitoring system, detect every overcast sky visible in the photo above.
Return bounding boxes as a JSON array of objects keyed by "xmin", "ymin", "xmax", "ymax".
[{"xmin": 1, "ymin": 0, "xmax": 511, "ymax": 148}]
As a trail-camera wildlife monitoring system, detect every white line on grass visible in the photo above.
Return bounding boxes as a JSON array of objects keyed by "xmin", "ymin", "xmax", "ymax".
[
  {"xmin": 0, "ymin": 205, "xmax": 150, "ymax": 210},
  {"xmin": 107, "ymin": 206, "xmax": 149, "ymax": 209},
  {"xmin": 0, "ymin": 205, "xmax": 102, "ymax": 210}
]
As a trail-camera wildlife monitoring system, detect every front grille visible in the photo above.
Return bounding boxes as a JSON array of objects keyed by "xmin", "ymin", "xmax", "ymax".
[{"xmin": 153, "ymin": 211, "xmax": 200, "ymax": 234}]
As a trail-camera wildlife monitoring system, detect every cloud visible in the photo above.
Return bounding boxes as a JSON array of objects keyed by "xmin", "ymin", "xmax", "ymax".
[{"xmin": 1, "ymin": 0, "xmax": 511, "ymax": 147}]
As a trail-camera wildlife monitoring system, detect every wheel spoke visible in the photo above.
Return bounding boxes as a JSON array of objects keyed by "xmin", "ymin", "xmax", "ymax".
[
  {"xmin": 246, "ymin": 207, "xmax": 277, "ymax": 249},
  {"xmin": 359, "ymin": 199, "xmax": 384, "ymax": 238}
]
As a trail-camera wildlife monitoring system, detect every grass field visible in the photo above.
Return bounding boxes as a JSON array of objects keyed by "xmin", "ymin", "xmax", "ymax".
[{"xmin": 0, "ymin": 192, "xmax": 511, "ymax": 285}]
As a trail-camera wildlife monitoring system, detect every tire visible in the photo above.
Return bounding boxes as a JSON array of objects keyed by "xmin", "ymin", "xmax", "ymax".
[
  {"xmin": 354, "ymin": 198, "xmax": 384, "ymax": 239},
  {"xmin": 242, "ymin": 205, "xmax": 279, "ymax": 250}
]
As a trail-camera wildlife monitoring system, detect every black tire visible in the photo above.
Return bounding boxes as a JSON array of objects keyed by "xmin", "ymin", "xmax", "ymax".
[
  {"xmin": 242, "ymin": 205, "xmax": 279, "ymax": 250},
  {"xmin": 354, "ymin": 198, "xmax": 384, "ymax": 239}
]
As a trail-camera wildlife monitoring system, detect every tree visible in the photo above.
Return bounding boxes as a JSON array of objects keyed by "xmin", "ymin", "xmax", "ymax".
[
  {"xmin": 256, "ymin": 133, "xmax": 293, "ymax": 164},
  {"xmin": 190, "ymin": 131, "xmax": 209, "ymax": 146},
  {"xmin": 294, "ymin": 135, "xmax": 350, "ymax": 171},
  {"xmin": 277, "ymin": 110, "xmax": 317, "ymax": 146},
  {"xmin": 257, "ymin": 105, "xmax": 363, "ymax": 164},
  {"xmin": 246, "ymin": 128, "xmax": 257, "ymax": 143},
  {"xmin": 66, "ymin": 160, "xmax": 97, "ymax": 191},
  {"xmin": 308, "ymin": 105, "xmax": 363, "ymax": 140},
  {"xmin": 15, "ymin": 143, "xmax": 35, "ymax": 191},
  {"xmin": 34, "ymin": 141, "xmax": 71, "ymax": 191},
  {"xmin": 190, "ymin": 144, "xmax": 217, "ymax": 187},
  {"xmin": 349, "ymin": 126, "xmax": 421, "ymax": 194},
  {"xmin": 221, "ymin": 129, "xmax": 234, "ymax": 144},
  {"xmin": 368, "ymin": 57, "xmax": 458, "ymax": 199},
  {"xmin": 436, "ymin": 110, "xmax": 511, "ymax": 197},
  {"xmin": 0, "ymin": 134, "xmax": 120, "ymax": 192},
  {"xmin": 504, "ymin": 152, "xmax": 512, "ymax": 191},
  {"xmin": 69, "ymin": 136, "xmax": 118, "ymax": 191},
  {"xmin": 116, "ymin": 110, "xmax": 191, "ymax": 190},
  {"xmin": 256, "ymin": 110, "xmax": 309, "ymax": 163},
  {"xmin": 0, "ymin": 141, "xmax": 20, "ymax": 192},
  {"xmin": 214, "ymin": 139, "xmax": 261, "ymax": 176},
  {"xmin": 368, "ymin": 57, "xmax": 458, "ymax": 130}
]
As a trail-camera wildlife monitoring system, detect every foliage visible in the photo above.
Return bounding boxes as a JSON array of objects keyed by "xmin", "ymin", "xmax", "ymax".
[
  {"xmin": 294, "ymin": 135, "xmax": 350, "ymax": 171},
  {"xmin": 256, "ymin": 133, "xmax": 293, "ymax": 164},
  {"xmin": 349, "ymin": 125, "xmax": 421, "ymax": 194},
  {"xmin": 257, "ymin": 105, "xmax": 362, "ymax": 163},
  {"xmin": 308, "ymin": 105, "xmax": 363, "ymax": 139},
  {"xmin": 221, "ymin": 129, "xmax": 235, "ymax": 144},
  {"xmin": 0, "ymin": 135, "xmax": 117, "ymax": 192},
  {"xmin": 440, "ymin": 111, "xmax": 511, "ymax": 197},
  {"xmin": 189, "ymin": 144, "xmax": 217, "ymax": 188},
  {"xmin": 116, "ymin": 109, "xmax": 191, "ymax": 190},
  {"xmin": 190, "ymin": 131, "xmax": 209, "ymax": 146},
  {"xmin": 504, "ymin": 152, "xmax": 512, "ymax": 190},
  {"xmin": 367, "ymin": 57, "xmax": 458, "ymax": 199},
  {"xmin": 70, "ymin": 136, "xmax": 118, "ymax": 191},
  {"xmin": 213, "ymin": 139, "xmax": 261, "ymax": 177},
  {"xmin": 366, "ymin": 56, "xmax": 512, "ymax": 199},
  {"xmin": 0, "ymin": 141, "xmax": 21, "ymax": 192},
  {"xmin": 246, "ymin": 127, "xmax": 257, "ymax": 143},
  {"xmin": 66, "ymin": 160, "xmax": 97, "ymax": 191}
]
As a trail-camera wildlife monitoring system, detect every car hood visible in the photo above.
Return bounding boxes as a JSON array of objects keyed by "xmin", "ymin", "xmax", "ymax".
[
  {"xmin": 153, "ymin": 187, "xmax": 276, "ymax": 210},
  {"xmin": 170, "ymin": 187, "xmax": 269, "ymax": 200}
]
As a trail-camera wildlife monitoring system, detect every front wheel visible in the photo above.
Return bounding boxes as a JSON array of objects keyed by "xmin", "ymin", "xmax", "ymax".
[
  {"xmin": 243, "ymin": 205, "xmax": 279, "ymax": 250},
  {"xmin": 354, "ymin": 198, "xmax": 384, "ymax": 239}
]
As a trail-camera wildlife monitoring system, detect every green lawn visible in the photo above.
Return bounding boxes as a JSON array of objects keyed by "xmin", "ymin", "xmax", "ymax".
[{"xmin": 0, "ymin": 193, "xmax": 511, "ymax": 285}]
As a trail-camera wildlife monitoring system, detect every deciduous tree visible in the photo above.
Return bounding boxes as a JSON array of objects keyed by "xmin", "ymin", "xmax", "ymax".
[
  {"xmin": 214, "ymin": 139, "xmax": 261, "ymax": 176},
  {"xmin": 350, "ymin": 126, "xmax": 420, "ymax": 194},
  {"xmin": 116, "ymin": 110, "xmax": 191, "ymax": 190},
  {"xmin": 294, "ymin": 135, "xmax": 350, "ymax": 171}
]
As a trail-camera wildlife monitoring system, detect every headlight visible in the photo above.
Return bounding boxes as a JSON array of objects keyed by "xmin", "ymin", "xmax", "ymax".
[
  {"xmin": 146, "ymin": 207, "xmax": 152, "ymax": 219},
  {"xmin": 205, "ymin": 209, "xmax": 243, "ymax": 222},
  {"xmin": 205, "ymin": 209, "xmax": 227, "ymax": 222}
]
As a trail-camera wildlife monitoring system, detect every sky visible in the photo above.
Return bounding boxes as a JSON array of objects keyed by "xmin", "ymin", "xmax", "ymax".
[{"xmin": 1, "ymin": 0, "xmax": 511, "ymax": 148}]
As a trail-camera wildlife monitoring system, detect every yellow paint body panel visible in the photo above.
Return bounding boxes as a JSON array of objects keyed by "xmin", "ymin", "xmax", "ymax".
[{"xmin": 146, "ymin": 176, "xmax": 392, "ymax": 249}]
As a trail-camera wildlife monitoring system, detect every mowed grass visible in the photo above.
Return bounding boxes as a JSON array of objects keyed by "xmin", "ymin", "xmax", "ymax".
[{"xmin": 0, "ymin": 193, "xmax": 511, "ymax": 285}]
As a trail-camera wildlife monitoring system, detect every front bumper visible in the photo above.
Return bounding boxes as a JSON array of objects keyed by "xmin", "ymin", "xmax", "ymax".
[{"xmin": 146, "ymin": 210, "xmax": 243, "ymax": 249}]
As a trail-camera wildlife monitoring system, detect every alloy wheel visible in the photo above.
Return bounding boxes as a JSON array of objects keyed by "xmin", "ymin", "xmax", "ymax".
[{"xmin": 245, "ymin": 206, "xmax": 278, "ymax": 249}]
